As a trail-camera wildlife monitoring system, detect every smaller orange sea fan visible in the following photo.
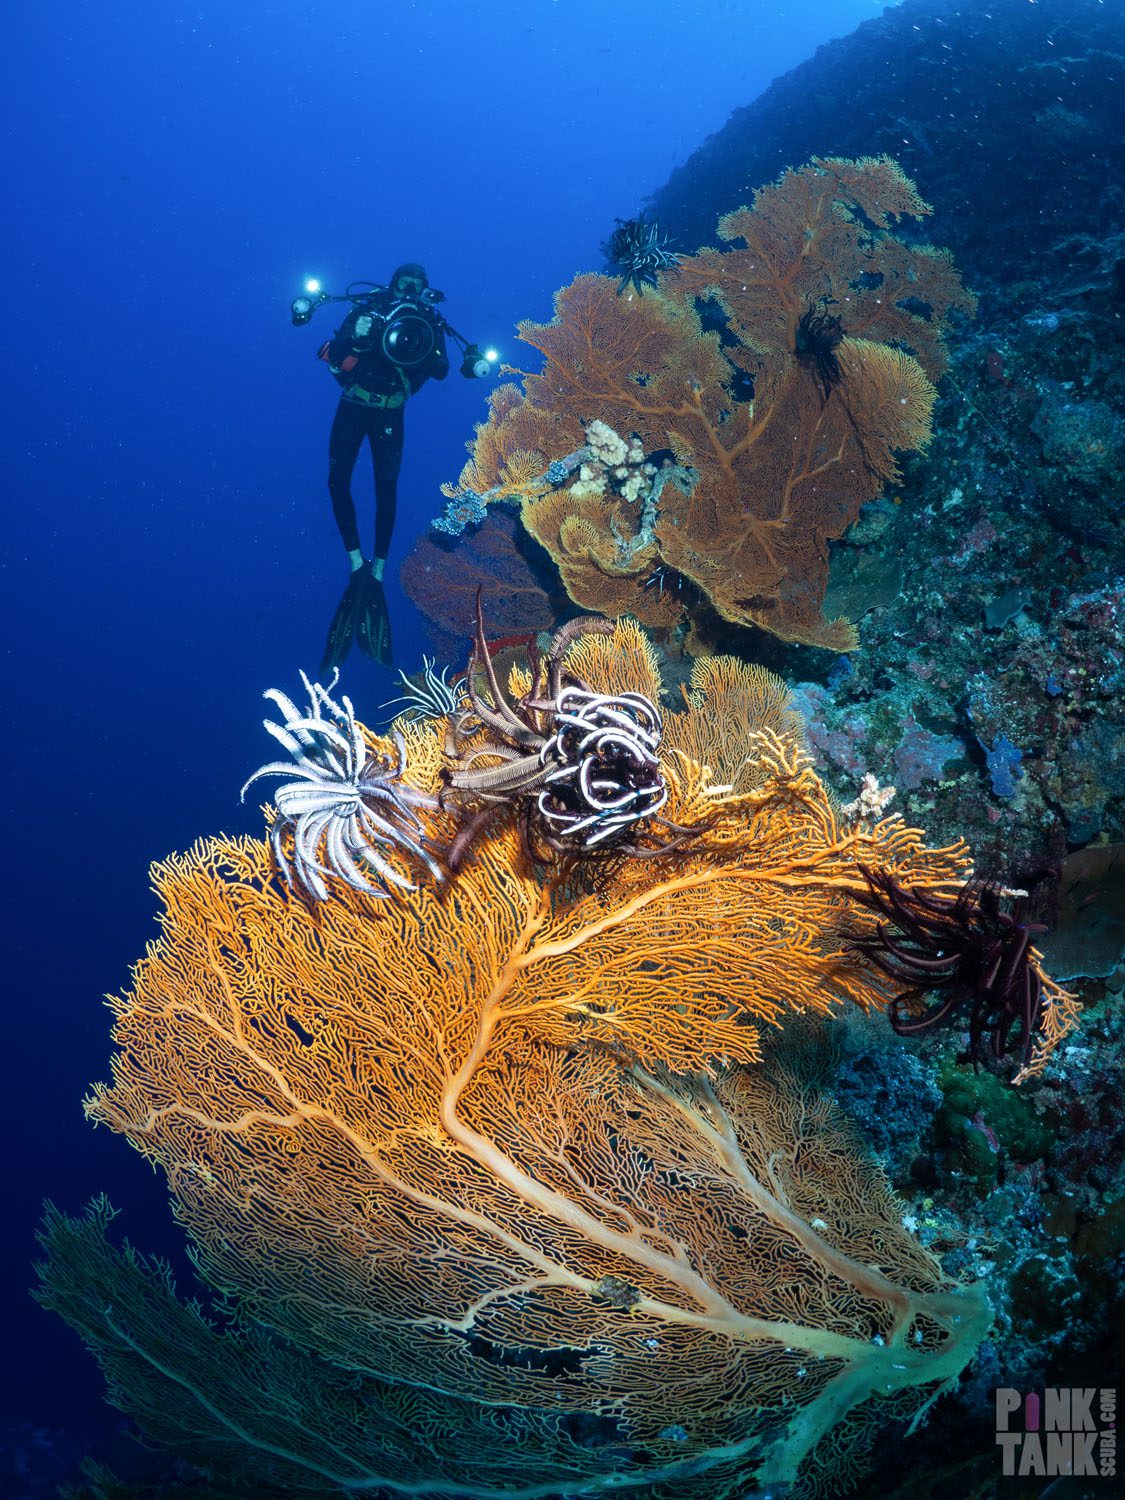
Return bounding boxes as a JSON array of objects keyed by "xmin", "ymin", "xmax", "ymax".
[{"xmin": 441, "ymin": 157, "xmax": 975, "ymax": 649}]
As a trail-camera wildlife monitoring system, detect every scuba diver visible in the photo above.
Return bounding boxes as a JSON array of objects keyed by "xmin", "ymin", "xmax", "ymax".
[{"xmin": 293, "ymin": 264, "xmax": 495, "ymax": 671}]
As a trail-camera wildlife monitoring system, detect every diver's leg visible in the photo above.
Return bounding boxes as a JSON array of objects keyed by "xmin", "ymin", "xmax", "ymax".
[
  {"xmin": 369, "ymin": 407, "xmax": 405, "ymax": 571},
  {"xmin": 319, "ymin": 400, "xmax": 369, "ymax": 674},
  {"xmin": 327, "ymin": 398, "xmax": 367, "ymax": 558},
  {"xmin": 355, "ymin": 410, "xmax": 404, "ymax": 666}
]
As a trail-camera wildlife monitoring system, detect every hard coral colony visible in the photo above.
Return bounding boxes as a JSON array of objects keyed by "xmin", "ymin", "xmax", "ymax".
[{"xmin": 37, "ymin": 618, "xmax": 1076, "ymax": 1498}]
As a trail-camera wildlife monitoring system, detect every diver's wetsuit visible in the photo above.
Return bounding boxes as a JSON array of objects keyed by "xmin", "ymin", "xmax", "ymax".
[{"xmin": 322, "ymin": 295, "xmax": 450, "ymax": 557}]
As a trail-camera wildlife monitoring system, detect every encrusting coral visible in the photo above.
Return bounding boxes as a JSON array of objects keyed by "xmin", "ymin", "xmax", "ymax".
[
  {"xmin": 36, "ymin": 623, "xmax": 1076, "ymax": 1498},
  {"xmin": 438, "ymin": 157, "xmax": 975, "ymax": 649}
]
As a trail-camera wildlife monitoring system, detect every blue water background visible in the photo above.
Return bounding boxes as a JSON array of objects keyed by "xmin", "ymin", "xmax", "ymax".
[{"xmin": 3, "ymin": 0, "xmax": 882, "ymax": 1441}]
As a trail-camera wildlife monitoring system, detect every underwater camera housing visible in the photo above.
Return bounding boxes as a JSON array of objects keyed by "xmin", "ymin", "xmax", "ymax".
[
  {"xmin": 292, "ymin": 277, "xmax": 496, "ymax": 377},
  {"xmin": 377, "ymin": 296, "xmax": 440, "ymax": 369}
]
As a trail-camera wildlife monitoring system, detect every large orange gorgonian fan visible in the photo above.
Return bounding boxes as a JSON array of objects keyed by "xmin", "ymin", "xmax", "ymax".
[
  {"xmin": 439, "ymin": 157, "xmax": 975, "ymax": 650},
  {"xmin": 37, "ymin": 626, "xmax": 1074, "ymax": 1499}
]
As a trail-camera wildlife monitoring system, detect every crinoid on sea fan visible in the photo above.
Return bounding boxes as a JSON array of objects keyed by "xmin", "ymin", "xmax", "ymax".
[
  {"xmin": 847, "ymin": 871, "xmax": 1082, "ymax": 1084},
  {"xmin": 438, "ymin": 157, "xmax": 975, "ymax": 650},
  {"xmin": 439, "ymin": 600, "xmax": 701, "ymax": 869},
  {"xmin": 795, "ymin": 300, "xmax": 846, "ymax": 400},
  {"xmin": 37, "ymin": 625, "xmax": 1076, "ymax": 1500},
  {"xmin": 601, "ymin": 212, "xmax": 683, "ymax": 296}
]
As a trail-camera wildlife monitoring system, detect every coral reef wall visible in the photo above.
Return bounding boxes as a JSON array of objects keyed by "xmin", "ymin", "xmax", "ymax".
[
  {"xmin": 645, "ymin": 0, "xmax": 1125, "ymax": 292},
  {"xmin": 624, "ymin": 15, "xmax": 1125, "ymax": 1487},
  {"xmin": 632, "ymin": 0, "xmax": 1125, "ymax": 886}
]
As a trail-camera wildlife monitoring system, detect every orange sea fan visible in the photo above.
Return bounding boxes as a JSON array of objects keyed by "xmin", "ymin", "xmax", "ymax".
[
  {"xmin": 684, "ymin": 156, "xmax": 973, "ymax": 382},
  {"xmin": 36, "ymin": 627, "xmax": 1075, "ymax": 1498},
  {"xmin": 441, "ymin": 158, "xmax": 974, "ymax": 649}
]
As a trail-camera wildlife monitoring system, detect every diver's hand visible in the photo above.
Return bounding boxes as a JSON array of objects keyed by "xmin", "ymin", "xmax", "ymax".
[{"xmin": 354, "ymin": 314, "xmax": 373, "ymax": 339}]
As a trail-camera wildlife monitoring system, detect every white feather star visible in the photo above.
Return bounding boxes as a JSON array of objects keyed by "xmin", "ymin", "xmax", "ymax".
[
  {"xmin": 379, "ymin": 655, "xmax": 467, "ymax": 724},
  {"xmin": 241, "ymin": 671, "xmax": 442, "ymax": 903}
]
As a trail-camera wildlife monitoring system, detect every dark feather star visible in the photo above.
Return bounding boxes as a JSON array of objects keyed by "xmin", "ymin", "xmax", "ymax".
[
  {"xmin": 602, "ymin": 214, "xmax": 683, "ymax": 297},
  {"xmin": 440, "ymin": 594, "xmax": 706, "ymax": 872},
  {"xmin": 795, "ymin": 302, "xmax": 846, "ymax": 399},
  {"xmin": 846, "ymin": 871, "xmax": 1049, "ymax": 1076}
]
